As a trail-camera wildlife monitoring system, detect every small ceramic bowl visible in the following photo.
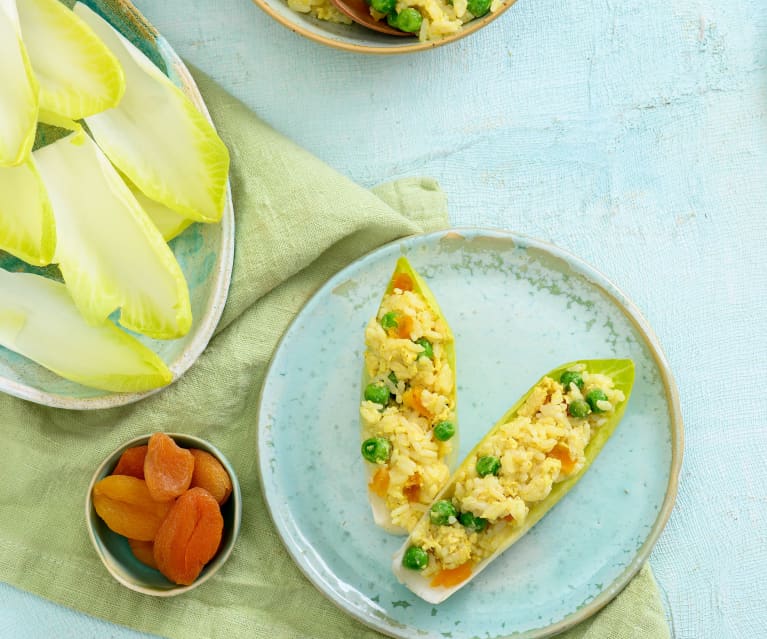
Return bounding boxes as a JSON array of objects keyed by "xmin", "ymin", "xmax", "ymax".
[
  {"xmin": 85, "ymin": 433, "xmax": 241, "ymax": 597},
  {"xmin": 252, "ymin": 0, "xmax": 519, "ymax": 54}
]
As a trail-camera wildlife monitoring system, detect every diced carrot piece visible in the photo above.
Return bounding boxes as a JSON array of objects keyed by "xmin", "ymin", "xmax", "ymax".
[
  {"xmin": 402, "ymin": 386, "xmax": 431, "ymax": 418},
  {"xmin": 548, "ymin": 444, "xmax": 576, "ymax": 475},
  {"xmin": 395, "ymin": 315, "xmax": 414, "ymax": 339},
  {"xmin": 430, "ymin": 562, "xmax": 473, "ymax": 588},
  {"xmin": 369, "ymin": 467, "xmax": 390, "ymax": 498},
  {"xmin": 402, "ymin": 472, "xmax": 422, "ymax": 503},
  {"xmin": 391, "ymin": 273, "xmax": 413, "ymax": 292}
]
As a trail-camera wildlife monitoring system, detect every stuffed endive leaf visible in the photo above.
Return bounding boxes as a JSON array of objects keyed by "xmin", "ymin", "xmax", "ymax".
[
  {"xmin": 0, "ymin": 158, "xmax": 56, "ymax": 265},
  {"xmin": 0, "ymin": 0, "xmax": 38, "ymax": 166},
  {"xmin": 0, "ymin": 270, "xmax": 171, "ymax": 392},
  {"xmin": 34, "ymin": 133, "xmax": 192, "ymax": 340},
  {"xmin": 393, "ymin": 359, "xmax": 635, "ymax": 603},
  {"xmin": 75, "ymin": 2, "xmax": 229, "ymax": 223},
  {"xmin": 17, "ymin": 0, "xmax": 125, "ymax": 120},
  {"xmin": 360, "ymin": 257, "xmax": 458, "ymax": 534}
]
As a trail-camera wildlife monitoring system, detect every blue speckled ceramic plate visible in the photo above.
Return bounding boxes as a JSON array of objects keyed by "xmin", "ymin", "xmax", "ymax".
[
  {"xmin": 257, "ymin": 229, "xmax": 682, "ymax": 639},
  {"xmin": 0, "ymin": 0, "xmax": 234, "ymax": 410}
]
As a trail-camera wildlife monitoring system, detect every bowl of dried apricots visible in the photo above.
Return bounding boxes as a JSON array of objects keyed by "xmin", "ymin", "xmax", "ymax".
[{"xmin": 86, "ymin": 432, "xmax": 241, "ymax": 596}]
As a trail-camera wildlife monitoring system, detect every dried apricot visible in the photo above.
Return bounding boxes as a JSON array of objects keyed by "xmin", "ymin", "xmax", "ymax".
[
  {"xmin": 153, "ymin": 487, "xmax": 223, "ymax": 585},
  {"xmin": 128, "ymin": 538, "xmax": 157, "ymax": 569},
  {"xmin": 144, "ymin": 433, "xmax": 194, "ymax": 502},
  {"xmin": 92, "ymin": 475, "xmax": 172, "ymax": 541},
  {"xmin": 189, "ymin": 449, "xmax": 232, "ymax": 505},
  {"xmin": 112, "ymin": 445, "xmax": 147, "ymax": 479}
]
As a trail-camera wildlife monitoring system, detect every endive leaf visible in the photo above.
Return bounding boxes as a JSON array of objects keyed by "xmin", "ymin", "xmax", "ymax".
[
  {"xmin": 75, "ymin": 2, "xmax": 229, "ymax": 223},
  {"xmin": 126, "ymin": 179, "xmax": 193, "ymax": 242},
  {"xmin": 393, "ymin": 359, "xmax": 635, "ymax": 603},
  {"xmin": 0, "ymin": 158, "xmax": 56, "ymax": 265},
  {"xmin": 37, "ymin": 109, "xmax": 86, "ymax": 144},
  {"xmin": 16, "ymin": 0, "xmax": 125, "ymax": 120},
  {"xmin": 361, "ymin": 257, "xmax": 457, "ymax": 534},
  {"xmin": 0, "ymin": 0, "xmax": 38, "ymax": 166},
  {"xmin": 0, "ymin": 269, "xmax": 171, "ymax": 392},
  {"xmin": 34, "ymin": 133, "xmax": 192, "ymax": 340}
]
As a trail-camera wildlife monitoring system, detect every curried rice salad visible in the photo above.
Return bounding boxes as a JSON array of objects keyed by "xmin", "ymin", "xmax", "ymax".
[
  {"xmin": 286, "ymin": 0, "xmax": 505, "ymax": 41},
  {"xmin": 400, "ymin": 364, "xmax": 627, "ymax": 588},
  {"xmin": 360, "ymin": 266, "xmax": 456, "ymax": 533}
]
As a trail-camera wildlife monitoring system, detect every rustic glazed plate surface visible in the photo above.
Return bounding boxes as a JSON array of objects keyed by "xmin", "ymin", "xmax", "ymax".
[
  {"xmin": 0, "ymin": 0, "xmax": 234, "ymax": 409},
  {"xmin": 258, "ymin": 228, "xmax": 682, "ymax": 639}
]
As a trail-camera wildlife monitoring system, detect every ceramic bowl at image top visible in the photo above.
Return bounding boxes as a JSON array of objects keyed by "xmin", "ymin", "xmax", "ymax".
[
  {"xmin": 0, "ymin": 0, "xmax": 235, "ymax": 410},
  {"xmin": 251, "ymin": 0, "xmax": 519, "ymax": 54},
  {"xmin": 85, "ymin": 433, "xmax": 242, "ymax": 597}
]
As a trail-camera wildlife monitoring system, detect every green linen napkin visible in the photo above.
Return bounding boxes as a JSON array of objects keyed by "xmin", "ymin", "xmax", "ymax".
[{"xmin": 0, "ymin": 70, "xmax": 669, "ymax": 639}]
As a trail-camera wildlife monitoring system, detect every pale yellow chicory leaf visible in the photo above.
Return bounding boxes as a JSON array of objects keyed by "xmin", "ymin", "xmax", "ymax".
[
  {"xmin": 34, "ymin": 133, "xmax": 192, "ymax": 340},
  {"xmin": 17, "ymin": 0, "xmax": 125, "ymax": 120},
  {"xmin": 127, "ymin": 179, "xmax": 193, "ymax": 242},
  {"xmin": 38, "ymin": 108, "xmax": 86, "ymax": 143},
  {"xmin": 0, "ymin": 158, "xmax": 56, "ymax": 265},
  {"xmin": 0, "ymin": 0, "xmax": 38, "ymax": 166},
  {"xmin": 0, "ymin": 269, "xmax": 172, "ymax": 392},
  {"xmin": 75, "ymin": 2, "xmax": 229, "ymax": 223}
]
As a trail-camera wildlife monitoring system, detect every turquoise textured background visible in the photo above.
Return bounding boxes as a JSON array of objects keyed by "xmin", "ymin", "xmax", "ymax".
[{"xmin": 1, "ymin": 0, "xmax": 765, "ymax": 637}]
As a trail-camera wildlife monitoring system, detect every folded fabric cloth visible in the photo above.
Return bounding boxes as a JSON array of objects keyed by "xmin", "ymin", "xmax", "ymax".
[{"xmin": 0, "ymin": 69, "xmax": 669, "ymax": 639}]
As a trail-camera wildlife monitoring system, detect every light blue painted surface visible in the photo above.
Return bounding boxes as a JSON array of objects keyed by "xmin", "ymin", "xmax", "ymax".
[{"xmin": 1, "ymin": 0, "xmax": 765, "ymax": 637}]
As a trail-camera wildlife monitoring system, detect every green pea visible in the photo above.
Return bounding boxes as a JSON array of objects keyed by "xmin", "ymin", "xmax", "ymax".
[
  {"xmin": 467, "ymin": 0, "xmax": 491, "ymax": 16},
  {"xmin": 370, "ymin": 0, "xmax": 395, "ymax": 11},
  {"xmin": 380, "ymin": 311, "xmax": 398, "ymax": 331},
  {"xmin": 394, "ymin": 8, "xmax": 423, "ymax": 33},
  {"xmin": 458, "ymin": 511, "xmax": 488, "ymax": 533},
  {"xmin": 388, "ymin": 371, "xmax": 398, "ymax": 385},
  {"xmin": 364, "ymin": 383, "xmax": 390, "ymax": 405},
  {"xmin": 433, "ymin": 420, "xmax": 455, "ymax": 442},
  {"xmin": 586, "ymin": 389, "xmax": 609, "ymax": 413},
  {"xmin": 429, "ymin": 500, "xmax": 458, "ymax": 526},
  {"xmin": 415, "ymin": 338, "xmax": 433, "ymax": 359},
  {"xmin": 476, "ymin": 455, "xmax": 501, "ymax": 477},
  {"xmin": 402, "ymin": 545, "xmax": 429, "ymax": 570},
  {"xmin": 361, "ymin": 437, "xmax": 392, "ymax": 464},
  {"xmin": 568, "ymin": 399, "xmax": 591, "ymax": 418},
  {"xmin": 560, "ymin": 371, "xmax": 584, "ymax": 391},
  {"xmin": 386, "ymin": 12, "xmax": 399, "ymax": 28}
]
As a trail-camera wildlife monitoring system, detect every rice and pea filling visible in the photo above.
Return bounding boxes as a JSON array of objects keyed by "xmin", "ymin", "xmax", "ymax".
[
  {"xmin": 360, "ymin": 277, "xmax": 456, "ymax": 532},
  {"xmin": 401, "ymin": 366, "xmax": 626, "ymax": 581}
]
